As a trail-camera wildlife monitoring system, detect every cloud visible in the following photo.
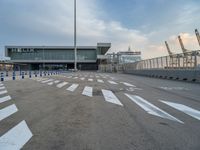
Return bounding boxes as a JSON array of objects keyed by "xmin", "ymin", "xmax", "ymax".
[{"xmin": 0, "ymin": 0, "xmax": 199, "ymax": 60}]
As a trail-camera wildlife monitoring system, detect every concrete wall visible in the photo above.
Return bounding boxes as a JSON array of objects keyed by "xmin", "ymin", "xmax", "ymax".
[{"xmin": 124, "ymin": 69, "xmax": 200, "ymax": 83}]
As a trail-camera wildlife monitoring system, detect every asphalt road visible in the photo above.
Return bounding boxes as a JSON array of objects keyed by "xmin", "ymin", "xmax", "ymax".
[{"xmin": 0, "ymin": 72, "xmax": 200, "ymax": 150}]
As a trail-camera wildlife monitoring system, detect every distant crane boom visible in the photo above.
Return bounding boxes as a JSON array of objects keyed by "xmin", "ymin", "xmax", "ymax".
[
  {"xmin": 165, "ymin": 41, "xmax": 174, "ymax": 57},
  {"xmin": 195, "ymin": 29, "xmax": 200, "ymax": 47},
  {"xmin": 178, "ymin": 35, "xmax": 189, "ymax": 54}
]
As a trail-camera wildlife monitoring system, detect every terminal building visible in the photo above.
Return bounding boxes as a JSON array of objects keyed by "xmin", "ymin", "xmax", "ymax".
[{"xmin": 5, "ymin": 43, "xmax": 111, "ymax": 70}]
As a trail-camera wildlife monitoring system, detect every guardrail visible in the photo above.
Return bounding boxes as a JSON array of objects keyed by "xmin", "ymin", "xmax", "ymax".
[{"xmin": 99, "ymin": 50, "xmax": 200, "ymax": 82}]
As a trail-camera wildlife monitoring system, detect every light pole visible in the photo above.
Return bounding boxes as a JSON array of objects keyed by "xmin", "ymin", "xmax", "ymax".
[{"xmin": 74, "ymin": 0, "xmax": 77, "ymax": 71}]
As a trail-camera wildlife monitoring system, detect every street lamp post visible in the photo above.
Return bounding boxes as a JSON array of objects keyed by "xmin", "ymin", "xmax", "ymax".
[{"xmin": 74, "ymin": 0, "xmax": 77, "ymax": 71}]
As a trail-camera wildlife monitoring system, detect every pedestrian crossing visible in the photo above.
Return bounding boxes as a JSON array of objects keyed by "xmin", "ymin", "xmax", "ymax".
[
  {"xmin": 0, "ymin": 82, "xmax": 32, "ymax": 149},
  {"xmin": 33, "ymin": 77, "xmax": 200, "ymax": 124},
  {"xmin": 66, "ymin": 84, "xmax": 79, "ymax": 92}
]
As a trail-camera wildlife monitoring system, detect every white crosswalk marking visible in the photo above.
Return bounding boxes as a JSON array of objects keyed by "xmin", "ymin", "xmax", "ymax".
[
  {"xmin": 0, "ymin": 96, "xmax": 12, "ymax": 104},
  {"xmin": 67, "ymin": 84, "xmax": 79, "ymax": 92},
  {"xmin": 88, "ymin": 79, "xmax": 93, "ymax": 82},
  {"xmin": 47, "ymin": 82, "xmax": 54, "ymax": 85},
  {"xmin": 160, "ymin": 100, "xmax": 200, "ymax": 121},
  {"xmin": 102, "ymin": 89, "xmax": 123, "ymax": 106},
  {"xmin": 80, "ymin": 78, "xmax": 85, "ymax": 81},
  {"xmin": 0, "ymin": 90, "xmax": 8, "ymax": 95},
  {"xmin": 121, "ymin": 82, "xmax": 136, "ymax": 87},
  {"xmin": 41, "ymin": 79, "xmax": 53, "ymax": 83},
  {"xmin": 54, "ymin": 80, "xmax": 60, "ymax": 84},
  {"xmin": 97, "ymin": 79, "xmax": 104, "ymax": 83},
  {"xmin": 125, "ymin": 93, "xmax": 183, "ymax": 123},
  {"xmin": 56, "ymin": 82, "xmax": 68, "ymax": 88},
  {"xmin": 0, "ymin": 84, "xmax": 4, "ymax": 86},
  {"xmin": 0, "ymin": 86, "xmax": 5, "ymax": 90},
  {"xmin": 73, "ymin": 77, "xmax": 78, "ymax": 79},
  {"xmin": 0, "ymin": 104, "xmax": 18, "ymax": 121},
  {"xmin": 82, "ymin": 86, "xmax": 93, "ymax": 97},
  {"xmin": 108, "ymin": 80, "xmax": 118, "ymax": 85},
  {"xmin": 0, "ymin": 120, "xmax": 33, "ymax": 150}
]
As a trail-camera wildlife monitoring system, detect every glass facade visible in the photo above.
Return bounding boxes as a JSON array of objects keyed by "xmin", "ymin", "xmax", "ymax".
[{"xmin": 8, "ymin": 48, "xmax": 97, "ymax": 61}]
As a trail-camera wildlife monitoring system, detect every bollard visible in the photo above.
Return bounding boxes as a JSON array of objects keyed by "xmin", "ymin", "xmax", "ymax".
[
  {"xmin": 48, "ymin": 71, "xmax": 50, "ymax": 76},
  {"xmin": 40, "ymin": 71, "xmax": 42, "ymax": 77},
  {"xmin": 29, "ymin": 71, "xmax": 31, "ymax": 78},
  {"xmin": 1, "ymin": 73, "xmax": 4, "ymax": 81},
  {"xmin": 22, "ymin": 72, "xmax": 24, "ymax": 79},
  {"xmin": 35, "ymin": 71, "xmax": 37, "ymax": 77},
  {"xmin": 13, "ymin": 71, "xmax": 16, "ymax": 80},
  {"xmin": 6, "ymin": 71, "xmax": 8, "ymax": 77}
]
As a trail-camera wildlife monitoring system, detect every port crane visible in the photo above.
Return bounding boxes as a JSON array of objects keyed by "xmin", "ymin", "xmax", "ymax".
[
  {"xmin": 165, "ymin": 41, "xmax": 179, "ymax": 67},
  {"xmin": 195, "ymin": 29, "xmax": 200, "ymax": 47}
]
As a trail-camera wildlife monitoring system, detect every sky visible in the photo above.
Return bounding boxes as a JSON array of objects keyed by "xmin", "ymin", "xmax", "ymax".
[{"xmin": 0, "ymin": 0, "xmax": 200, "ymax": 59}]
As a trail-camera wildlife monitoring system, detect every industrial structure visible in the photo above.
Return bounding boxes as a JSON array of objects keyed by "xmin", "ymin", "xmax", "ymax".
[{"xmin": 5, "ymin": 43, "xmax": 111, "ymax": 70}]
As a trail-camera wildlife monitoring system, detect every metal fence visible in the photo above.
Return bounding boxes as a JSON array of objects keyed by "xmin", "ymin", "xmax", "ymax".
[
  {"xmin": 123, "ymin": 50, "xmax": 200, "ymax": 71},
  {"xmin": 99, "ymin": 50, "xmax": 200, "ymax": 72}
]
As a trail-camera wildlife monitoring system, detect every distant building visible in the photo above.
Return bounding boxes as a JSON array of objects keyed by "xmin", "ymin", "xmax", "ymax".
[
  {"xmin": 106, "ymin": 50, "xmax": 141, "ymax": 64},
  {"xmin": 5, "ymin": 43, "xmax": 111, "ymax": 70}
]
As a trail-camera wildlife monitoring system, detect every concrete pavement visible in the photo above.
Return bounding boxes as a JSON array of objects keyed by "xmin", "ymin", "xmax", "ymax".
[{"xmin": 0, "ymin": 72, "xmax": 200, "ymax": 150}]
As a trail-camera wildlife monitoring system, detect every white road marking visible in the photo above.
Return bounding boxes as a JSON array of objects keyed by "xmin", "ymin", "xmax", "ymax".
[
  {"xmin": 66, "ymin": 84, "xmax": 79, "ymax": 92},
  {"xmin": 0, "ymin": 104, "xmax": 18, "ymax": 121},
  {"xmin": 0, "ymin": 90, "xmax": 8, "ymax": 95},
  {"xmin": 82, "ymin": 86, "xmax": 93, "ymax": 97},
  {"xmin": 41, "ymin": 79, "xmax": 54, "ymax": 83},
  {"xmin": 80, "ymin": 78, "xmax": 85, "ymax": 81},
  {"xmin": 121, "ymin": 82, "xmax": 136, "ymax": 87},
  {"xmin": 108, "ymin": 80, "xmax": 118, "ymax": 85},
  {"xmin": 54, "ymin": 80, "xmax": 60, "ymax": 84},
  {"xmin": 124, "ymin": 93, "xmax": 183, "ymax": 123},
  {"xmin": 67, "ymin": 76, "xmax": 72, "ymax": 78},
  {"xmin": 73, "ymin": 77, "xmax": 78, "ymax": 79},
  {"xmin": 0, "ymin": 84, "xmax": 4, "ymax": 86},
  {"xmin": 0, "ymin": 87, "xmax": 5, "ymax": 90},
  {"xmin": 102, "ymin": 89, "xmax": 123, "ymax": 106},
  {"xmin": 97, "ymin": 79, "xmax": 104, "ymax": 83},
  {"xmin": 47, "ymin": 82, "xmax": 54, "ymax": 85},
  {"xmin": 160, "ymin": 100, "xmax": 200, "ymax": 121},
  {"xmin": 0, "ymin": 120, "xmax": 33, "ymax": 150},
  {"xmin": 88, "ymin": 79, "xmax": 93, "ymax": 82},
  {"xmin": 56, "ymin": 82, "xmax": 68, "ymax": 88},
  {"xmin": 0, "ymin": 96, "xmax": 12, "ymax": 104},
  {"xmin": 96, "ymin": 76, "xmax": 100, "ymax": 78}
]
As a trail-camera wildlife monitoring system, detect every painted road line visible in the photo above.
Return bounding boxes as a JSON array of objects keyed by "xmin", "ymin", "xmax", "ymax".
[
  {"xmin": 160, "ymin": 100, "xmax": 200, "ymax": 121},
  {"xmin": 67, "ymin": 76, "xmax": 72, "ymax": 78},
  {"xmin": 124, "ymin": 93, "xmax": 183, "ymax": 123},
  {"xmin": 120, "ymin": 82, "xmax": 136, "ymax": 87},
  {"xmin": 73, "ymin": 77, "xmax": 78, "ymax": 79},
  {"xmin": 54, "ymin": 80, "xmax": 60, "ymax": 84},
  {"xmin": 41, "ymin": 79, "xmax": 53, "ymax": 83},
  {"xmin": 82, "ymin": 86, "xmax": 93, "ymax": 97},
  {"xmin": 0, "ymin": 84, "xmax": 4, "ymax": 86},
  {"xmin": 88, "ymin": 79, "xmax": 93, "ymax": 82},
  {"xmin": 47, "ymin": 82, "xmax": 54, "ymax": 85},
  {"xmin": 56, "ymin": 82, "xmax": 68, "ymax": 88},
  {"xmin": 67, "ymin": 84, "xmax": 79, "ymax": 92},
  {"xmin": 102, "ymin": 89, "xmax": 123, "ymax": 106},
  {"xmin": 0, "ymin": 96, "xmax": 12, "ymax": 104},
  {"xmin": 0, "ymin": 87, "xmax": 5, "ymax": 90},
  {"xmin": 0, "ymin": 104, "xmax": 18, "ymax": 121},
  {"xmin": 97, "ymin": 79, "xmax": 104, "ymax": 83},
  {"xmin": 80, "ymin": 78, "xmax": 85, "ymax": 81},
  {"xmin": 0, "ymin": 90, "xmax": 8, "ymax": 95},
  {"xmin": 96, "ymin": 76, "xmax": 100, "ymax": 78},
  {"xmin": 108, "ymin": 80, "xmax": 118, "ymax": 85},
  {"xmin": 0, "ymin": 120, "xmax": 33, "ymax": 150}
]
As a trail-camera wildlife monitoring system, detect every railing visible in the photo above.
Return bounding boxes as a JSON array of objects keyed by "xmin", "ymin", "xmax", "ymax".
[
  {"xmin": 123, "ymin": 50, "xmax": 200, "ymax": 71},
  {"xmin": 99, "ymin": 50, "xmax": 200, "ymax": 72}
]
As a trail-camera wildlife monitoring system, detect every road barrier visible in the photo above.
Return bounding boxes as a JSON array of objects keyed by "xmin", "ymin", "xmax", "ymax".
[{"xmin": 99, "ymin": 50, "xmax": 200, "ymax": 83}]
